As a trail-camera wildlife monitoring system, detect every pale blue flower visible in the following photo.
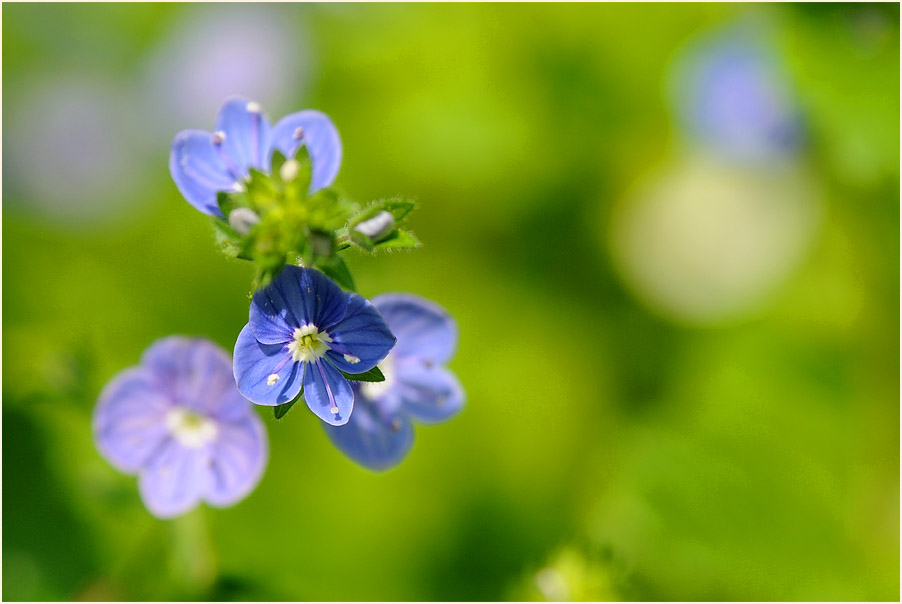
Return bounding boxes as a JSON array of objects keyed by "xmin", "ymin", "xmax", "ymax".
[{"xmin": 93, "ymin": 337, "xmax": 268, "ymax": 519}]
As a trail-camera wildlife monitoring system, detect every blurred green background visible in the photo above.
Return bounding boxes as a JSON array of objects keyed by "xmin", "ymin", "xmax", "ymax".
[{"xmin": 3, "ymin": 3, "xmax": 899, "ymax": 601}]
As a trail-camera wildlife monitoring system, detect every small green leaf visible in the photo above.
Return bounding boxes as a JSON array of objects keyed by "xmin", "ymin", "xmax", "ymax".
[
  {"xmin": 318, "ymin": 256, "xmax": 356, "ymax": 291},
  {"xmin": 273, "ymin": 386, "xmax": 305, "ymax": 419},
  {"xmin": 374, "ymin": 229, "xmax": 421, "ymax": 250},
  {"xmin": 273, "ymin": 399, "xmax": 297, "ymax": 419},
  {"xmin": 340, "ymin": 366, "xmax": 386, "ymax": 382}
]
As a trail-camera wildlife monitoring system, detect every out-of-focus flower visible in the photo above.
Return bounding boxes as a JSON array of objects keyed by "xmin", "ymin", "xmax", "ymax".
[
  {"xmin": 670, "ymin": 28, "xmax": 802, "ymax": 161},
  {"xmin": 170, "ymin": 97, "xmax": 341, "ymax": 216},
  {"xmin": 4, "ymin": 75, "xmax": 147, "ymax": 223},
  {"xmin": 137, "ymin": 5, "xmax": 310, "ymax": 147},
  {"xmin": 233, "ymin": 266, "xmax": 395, "ymax": 426},
  {"xmin": 324, "ymin": 294, "xmax": 464, "ymax": 471},
  {"xmin": 93, "ymin": 337, "xmax": 268, "ymax": 519}
]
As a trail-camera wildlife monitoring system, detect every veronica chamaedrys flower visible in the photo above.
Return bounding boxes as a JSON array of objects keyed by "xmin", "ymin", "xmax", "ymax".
[
  {"xmin": 233, "ymin": 265, "xmax": 396, "ymax": 426},
  {"xmin": 93, "ymin": 337, "xmax": 268, "ymax": 519},
  {"xmin": 324, "ymin": 294, "xmax": 464, "ymax": 471},
  {"xmin": 169, "ymin": 96, "xmax": 342, "ymax": 216}
]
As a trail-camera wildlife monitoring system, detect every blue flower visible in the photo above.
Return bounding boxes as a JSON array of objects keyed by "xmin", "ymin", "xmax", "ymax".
[
  {"xmin": 93, "ymin": 337, "xmax": 268, "ymax": 519},
  {"xmin": 170, "ymin": 96, "xmax": 342, "ymax": 216},
  {"xmin": 233, "ymin": 265, "xmax": 396, "ymax": 426},
  {"xmin": 671, "ymin": 31, "xmax": 802, "ymax": 161},
  {"xmin": 323, "ymin": 294, "xmax": 464, "ymax": 471}
]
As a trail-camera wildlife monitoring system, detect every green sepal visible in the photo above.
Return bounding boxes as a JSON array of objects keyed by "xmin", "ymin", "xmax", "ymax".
[
  {"xmin": 273, "ymin": 398, "xmax": 297, "ymax": 420},
  {"xmin": 273, "ymin": 386, "xmax": 304, "ymax": 420},
  {"xmin": 349, "ymin": 228, "xmax": 375, "ymax": 251},
  {"xmin": 216, "ymin": 191, "xmax": 235, "ymax": 216},
  {"xmin": 374, "ymin": 229, "xmax": 421, "ymax": 250},
  {"xmin": 281, "ymin": 145, "xmax": 312, "ymax": 200},
  {"xmin": 270, "ymin": 150, "xmax": 287, "ymax": 176},
  {"xmin": 340, "ymin": 366, "xmax": 386, "ymax": 383},
  {"xmin": 211, "ymin": 217, "xmax": 256, "ymax": 261},
  {"xmin": 349, "ymin": 197, "xmax": 417, "ymax": 228},
  {"xmin": 317, "ymin": 255, "xmax": 356, "ymax": 291}
]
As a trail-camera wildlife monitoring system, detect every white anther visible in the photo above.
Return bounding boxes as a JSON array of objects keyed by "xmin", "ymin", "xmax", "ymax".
[
  {"xmin": 267, "ymin": 373, "xmax": 280, "ymax": 386},
  {"xmin": 293, "ymin": 126, "xmax": 305, "ymax": 140},
  {"xmin": 212, "ymin": 131, "xmax": 226, "ymax": 145},
  {"xmin": 246, "ymin": 101, "xmax": 262, "ymax": 113},
  {"xmin": 343, "ymin": 354, "xmax": 361, "ymax": 365},
  {"xmin": 330, "ymin": 407, "xmax": 339, "ymax": 414},
  {"xmin": 280, "ymin": 159, "xmax": 300, "ymax": 182}
]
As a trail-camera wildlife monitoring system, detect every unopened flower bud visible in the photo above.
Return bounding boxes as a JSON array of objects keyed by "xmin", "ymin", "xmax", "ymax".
[
  {"xmin": 353, "ymin": 211, "xmax": 395, "ymax": 242},
  {"xmin": 280, "ymin": 159, "xmax": 301, "ymax": 182},
  {"xmin": 228, "ymin": 207, "xmax": 261, "ymax": 236}
]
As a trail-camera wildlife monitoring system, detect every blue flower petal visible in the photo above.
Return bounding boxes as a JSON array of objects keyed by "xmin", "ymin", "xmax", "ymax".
[
  {"xmin": 249, "ymin": 281, "xmax": 298, "ymax": 345},
  {"xmin": 234, "ymin": 324, "xmax": 303, "ymax": 406},
  {"xmin": 138, "ymin": 440, "xmax": 208, "ymax": 519},
  {"xmin": 170, "ymin": 129, "xmax": 237, "ymax": 216},
  {"xmin": 326, "ymin": 293, "xmax": 396, "ymax": 373},
  {"xmin": 142, "ymin": 336, "xmax": 253, "ymax": 422},
  {"xmin": 323, "ymin": 398, "xmax": 413, "ymax": 471},
  {"xmin": 270, "ymin": 110, "xmax": 342, "ymax": 192},
  {"xmin": 215, "ymin": 96, "xmax": 273, "ymax": 176},
  {"xmin": 303, "ymin": 360, "xmax": 354, "ymax": 426},
  {"xmin": 204, "ymin": 414, "xmax": 268, "ymax": 507},
  {"xmin": 395, "ymin": 363, "xmax": 465, "ymax": 424},
  {"xmin": 93, "ymin": 368, "xmax": 172, "ymax": 474},
  {"xmin": 373, "ymin": 294, "xmax": 457, "ymax": 364},
  {"xmin": 292, "ymin": 266, "xmax": 347, "ymax": 329}
]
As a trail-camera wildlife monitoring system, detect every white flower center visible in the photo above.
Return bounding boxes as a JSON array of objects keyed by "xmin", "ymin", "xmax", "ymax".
[
  {"xmin": 361, "ymin": 352, "xmax": 395, "ymax": 400},
  {"xmin": 165, "ymin": 407, "xmax": 218, "ymax": 448},
  {"xmin": 288, "ymin": 324, "xmax": 332, "ymax": 363}
]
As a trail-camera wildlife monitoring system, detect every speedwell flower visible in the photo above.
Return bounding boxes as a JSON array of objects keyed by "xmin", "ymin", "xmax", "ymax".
[
  {"xmin": 93, "ymin": 337, "xmax": 268, "ymax": 519},
  {"xmin": 170, "ymin": 96, "xmax": 342, "ymax": 216},
  {"xmin": 324, "ymin": 294, "xmax": 464, "ymax": 471},
  {"xmin": 233, "ymin": 265, "xmax": 396, "ymax": 426}
]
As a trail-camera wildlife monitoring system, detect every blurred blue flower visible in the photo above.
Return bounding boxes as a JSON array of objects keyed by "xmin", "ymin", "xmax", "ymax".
[
  {"xmin": 93, "ymin": 337, "xmax": 268, "ymax": 519},
  {"xmin": 233, "ymin": 266, "xmax": 396, "ymax": 426},
  {"xmin": 671, "ymin": 30, "xmax": 802, "ymax": 161},
  {"xmin": 170, "ymin": 97, "xmax": 342, "ymax": 216},
  {"xmin": 324, "ymin": 294, "xmax": 464, "ymax": 471}
]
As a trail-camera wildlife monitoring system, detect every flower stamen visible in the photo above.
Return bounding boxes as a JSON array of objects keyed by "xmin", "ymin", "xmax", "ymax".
[
  {"xmin": 315, "ymin": 360, "xmax": 340, "ymax": 414},
  {"xmin": 165, "ymin": 407, "xmax": 218, "ymax": 448},
  {"xmin": 211, "ymin": 130, "xmax": 242, "ymax": 180},
  {"xmin": 288, "ymin": 324, "xmax": 332, "ymax": 363}
]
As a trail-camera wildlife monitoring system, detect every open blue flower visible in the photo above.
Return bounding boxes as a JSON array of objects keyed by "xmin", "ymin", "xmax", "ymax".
[
  {"xmin": 233, "ymin": 266, "xmax": 396, "ymax": 426},
  {"xmin": 93, "ymin": 337, "xmax": 268, "ymax": 519},
  {"xmin": 323, "ymin": 294, "xmax": 464, "ymax": 471},
  {"xmin": 170, "ymin": 96, "xmax": 342, "ymax": 216}
]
